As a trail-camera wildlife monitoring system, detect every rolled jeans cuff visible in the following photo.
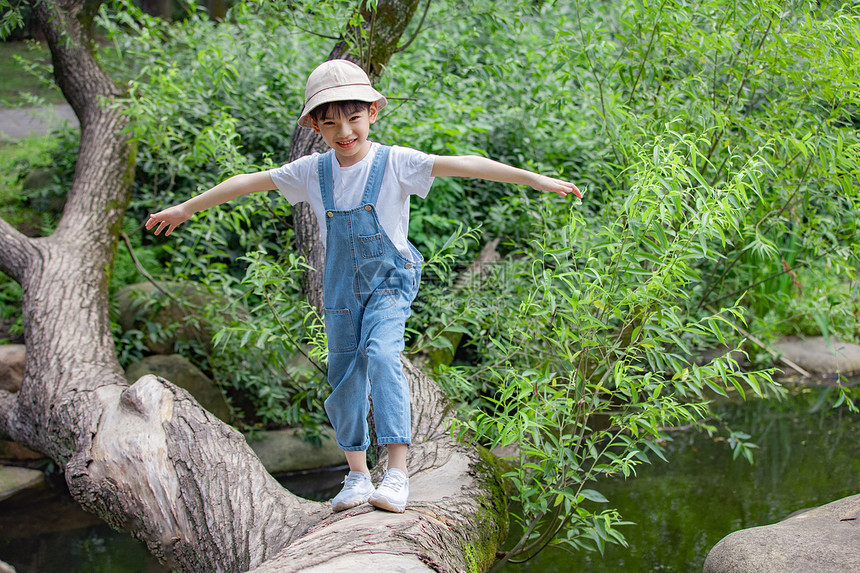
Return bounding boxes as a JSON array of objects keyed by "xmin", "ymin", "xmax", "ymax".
[
  {"xmin": 338, "ymin": 438, "xmax": 371, "ymax": 452},
  {"xmin": 377, "ymin": 437, "xmax": 411, "ymax": 445}
]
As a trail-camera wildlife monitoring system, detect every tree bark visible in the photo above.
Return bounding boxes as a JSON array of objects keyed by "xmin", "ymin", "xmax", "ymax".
[
  {"xmin": 206, "ymin": 0, "xmax": 226, "ymax": 21},
  {"xmin": 0, "ymin": 1, "xmax": 507, "ymax": 571},
  {"xmin": 140, "ymin": 0, "xmax": 172, "ymax": 20}
]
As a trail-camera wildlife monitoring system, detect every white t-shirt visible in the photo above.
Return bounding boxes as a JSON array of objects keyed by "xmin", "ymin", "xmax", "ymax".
[{"xmin": 270, "ymin": 142, "xmax": 436, "ymax": 259}]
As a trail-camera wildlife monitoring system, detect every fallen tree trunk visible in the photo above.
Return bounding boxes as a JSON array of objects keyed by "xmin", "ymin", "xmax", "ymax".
[
  {"xmin": 250, "ymin": 359, "xmax": 506, "ymax": 572},
  {"xmin": 0, "ymin": 1, "xmax": 507, "ymax": 571}
]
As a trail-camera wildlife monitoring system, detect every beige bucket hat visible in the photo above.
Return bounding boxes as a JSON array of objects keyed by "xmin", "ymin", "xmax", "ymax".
[{"xmin": 297, "ymin": 59, "xmax": 388, "ymax": 128}]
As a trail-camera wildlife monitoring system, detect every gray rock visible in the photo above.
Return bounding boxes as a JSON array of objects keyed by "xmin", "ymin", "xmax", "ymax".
[
  {"xmin": 0, "ymin": 465, "xmax": 45, "ymax": 502},
  {"xmin": 20, "ymin": 167, "xmax": 53, "ymax": 191},
  {"xmin": 773, "ymin": 337, "xmax": 860, "ymax": 380},
  {"xmin": 0, "ymin": 558, "xmax": 17, "ymax": 573},
  {"xmin": 703, "ymin": 494, "xmax": 860, "ymax": 573},
  {"xmin": 0, "ymin": 440, "xmax": 43, "ymax": 462},
  {"xmin": 0, "ymin": 345, "xmax": 25, "ymax": 393},
  {"xmin": 247, "ymin": 428, "xmax": 344, "ymax": 475},
  {"xmin": 114, "ymin": 282, "xmax": 213, "ymax": 355},
  {"xmin": 125, "ymin": 354, "xmax": 231, "ymax": 423}
]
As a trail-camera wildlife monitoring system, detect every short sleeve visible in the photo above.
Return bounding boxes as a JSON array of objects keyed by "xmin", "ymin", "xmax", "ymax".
[
  {"xmin": 389, "ymin": 145, "xmax": 436, "ymax": 199},
  {"xmin": 269, "ymin": 153, "xmax": 319, "ymax": 205}
]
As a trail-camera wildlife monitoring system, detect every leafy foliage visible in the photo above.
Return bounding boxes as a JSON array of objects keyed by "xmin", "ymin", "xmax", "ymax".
[
  {"xmin": 99, "ymin": 1, "xmax": 330, "ymax": 426},
  {"xmin": 212, "ymin": 249, "xmax": 330, "ymax": 435},
  {"xmin": 451, "ymin": 147, "xmax": 780, "ymax": 565},
  {"xmin": 384, "ymin": 0, "xmax": 859, "ymax": 565}
]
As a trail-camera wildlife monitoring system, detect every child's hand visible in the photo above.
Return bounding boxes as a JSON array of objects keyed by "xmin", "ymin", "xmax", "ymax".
[
  {"xmin": 532, "ymin": 175, "xmax": 583, "ymax": 199},
  {"xmin": 145, "ymin": 205, "xmax": 191, "ymax": 237}
]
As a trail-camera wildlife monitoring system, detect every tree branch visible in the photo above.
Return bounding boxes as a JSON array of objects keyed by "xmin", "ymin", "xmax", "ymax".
[
  {"xmin": 119, "ymin": 232, "xmax": 180, "ymax": 301},
  {"xmin": 30, "ymin": 0, "xmax": 119, "ymax": 123},
  {"xmin": 704, "ymin": 305, "xmax": 811, "ymax": 378},
  {"xmin": 63, "ymin": 375, "xmax": 329, "ymax": 571},
  {"xmin": 395, "ymin": 0, "xmax": 431, "ymax": 53},
  {"xmin": 0, "ymin": 216, "xmax": 35, "ymax": 284}
]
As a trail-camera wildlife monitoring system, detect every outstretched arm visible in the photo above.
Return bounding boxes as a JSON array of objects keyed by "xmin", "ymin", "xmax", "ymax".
[
  {"xmin": 145, "ymin": 171, "xmax": 277, "ymax": 236},
  {"xmin": 430, "ymin": 155, "xmax": 582, "ymax": 198}
]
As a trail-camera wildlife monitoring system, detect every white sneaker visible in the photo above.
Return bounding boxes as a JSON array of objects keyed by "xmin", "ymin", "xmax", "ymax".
[
  {"xmin": 368, "ymin": 469, "xmax": 409, "ymax": 513},
  {"xmin": 331, "ymin": 471, "xmax": 374, "ymax": 512}
]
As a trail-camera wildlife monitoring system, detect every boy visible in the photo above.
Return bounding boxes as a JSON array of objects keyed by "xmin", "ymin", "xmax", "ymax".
[{"xmin": 146, "ymin": 59, "xmax": 582, "ymax": 514}]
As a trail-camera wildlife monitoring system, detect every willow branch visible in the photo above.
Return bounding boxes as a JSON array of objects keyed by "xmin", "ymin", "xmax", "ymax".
[
  {"xmin": 119, "ymin": 232, "xmax": 179, "ymax": 301},
  {"xmin": 395, "ymin": 0, "xmax": 431, "ymax": 53}
]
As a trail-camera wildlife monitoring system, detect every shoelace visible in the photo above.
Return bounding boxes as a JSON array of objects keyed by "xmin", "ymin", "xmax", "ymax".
[
  {"xmin": 342, "ymin": 473, "xmax": 367, "ymax": 488},
  {"xmin": 381, "ymin": 471, "xmax": 407, "ymax": 491}
]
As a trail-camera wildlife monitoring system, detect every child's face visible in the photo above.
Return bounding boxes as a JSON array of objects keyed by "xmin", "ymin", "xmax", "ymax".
[{"xmin": 310, "ymin": 102, "xmax": 378, "ymax": 167}]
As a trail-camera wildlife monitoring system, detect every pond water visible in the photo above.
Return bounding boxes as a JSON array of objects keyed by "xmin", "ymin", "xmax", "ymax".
[
  {"xmin": 501, "ymin": 387, "xmax": 860, "ymax": 572},
  {"xmin": 1, "ymin": 388, "xmax": 857, "ymax": 573},
  {"xmin": 0, "ymin": 466, "xmax": 346, "ymax": 573}
]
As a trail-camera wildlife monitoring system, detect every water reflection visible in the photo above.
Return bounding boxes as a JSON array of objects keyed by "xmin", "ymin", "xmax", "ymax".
[
  {"xmin": 0, "ymin": 466, "xmax": 345, "ymax": 573},
  {"xmin": 503, "ymin": 388, "xmax": 860, "ymax": 572}
]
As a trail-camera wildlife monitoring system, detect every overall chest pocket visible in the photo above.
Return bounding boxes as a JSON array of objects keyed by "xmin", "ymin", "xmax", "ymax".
[{"xmin": 358, "ymin": 233, "xmax": 384, "ymax": 258}]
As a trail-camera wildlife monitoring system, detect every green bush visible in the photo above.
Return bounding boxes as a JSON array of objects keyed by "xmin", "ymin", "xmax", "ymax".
[{"xmin": 388, "ymin": 0, "xmax": 859, "ymax": 565}]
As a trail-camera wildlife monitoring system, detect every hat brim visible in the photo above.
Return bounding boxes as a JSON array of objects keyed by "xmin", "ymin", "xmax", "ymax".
[{"xmin": 297, "ymin": 85, "xmax": 387, "ymax": 128}]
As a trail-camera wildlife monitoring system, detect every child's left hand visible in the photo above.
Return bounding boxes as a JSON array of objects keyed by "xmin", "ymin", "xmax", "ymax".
[{"xmin": 532, "ymin": 175, "xmax": 583, "ymax": 198}]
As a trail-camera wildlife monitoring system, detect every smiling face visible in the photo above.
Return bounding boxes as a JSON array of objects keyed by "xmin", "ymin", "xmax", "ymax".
[{"xmin": 310, "ymin": 101, "xmax": 379, "ymax": 167}]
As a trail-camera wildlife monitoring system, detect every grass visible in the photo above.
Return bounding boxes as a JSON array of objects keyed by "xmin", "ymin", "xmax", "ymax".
[
  {"xmin": 0, "ymin": 135, "xmax": 61, "ymax": 234},
  {"xmin": 0, "ymin": 40, "xmax": 65, "ymax": 107}
]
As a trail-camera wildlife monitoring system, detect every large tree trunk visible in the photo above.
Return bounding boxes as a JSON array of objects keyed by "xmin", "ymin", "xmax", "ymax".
[
  {"xmin": 140, "ymin": 0, "xmax": 172, "ymax": 20},
  {"xmin": 0, "ymin": 1, "xmax": 506, "ymax": 572}
]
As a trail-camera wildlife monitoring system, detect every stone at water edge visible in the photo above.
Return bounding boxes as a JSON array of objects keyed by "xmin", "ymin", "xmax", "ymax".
[
  {"xmin": 0, "ymin": 465, "xmax": 45, "ymax": 502},
  {"xmin": 703, "ymin": 494, "xmax": 860, "ymax": 573},
  {"xmin": 773, "ymin": 337, "xmax": 860, "ymax": 380},
  {"xmin": 0, "ymin": 345, "xmax": 25, "ymax": 393},
  {"xmin": 0, "ymin": 440, "xmax": 43, "ymax": 462}
]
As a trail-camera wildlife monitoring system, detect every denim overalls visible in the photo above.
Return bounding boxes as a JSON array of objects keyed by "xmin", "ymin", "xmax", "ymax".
[{"xmin": 318, "ymin": 145, "xmax": 423, "ymax": 452}]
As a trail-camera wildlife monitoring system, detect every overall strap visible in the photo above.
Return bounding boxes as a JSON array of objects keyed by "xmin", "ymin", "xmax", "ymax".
[
  {"xmin": 360, "ymin": 145, "xmax": 391, "ymax": 206},
  {"xmin": 317, "ymin": 150, "xmax": 336, "ymax": 212}
]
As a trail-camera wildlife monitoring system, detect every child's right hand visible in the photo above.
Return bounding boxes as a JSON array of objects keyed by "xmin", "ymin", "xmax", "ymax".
[
  {"xmin": 145, "ymin": 205, "xmax": 191, "ymax": 237},
  {"xmin": 530, "ymin": 174, "xmax": 583, "ymax": 198}
]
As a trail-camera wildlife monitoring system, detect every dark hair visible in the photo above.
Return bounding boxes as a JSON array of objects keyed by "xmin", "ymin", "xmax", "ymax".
[{"xmin": 309, "ymin": 100, "xmax": 373, "ymax": 123}]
